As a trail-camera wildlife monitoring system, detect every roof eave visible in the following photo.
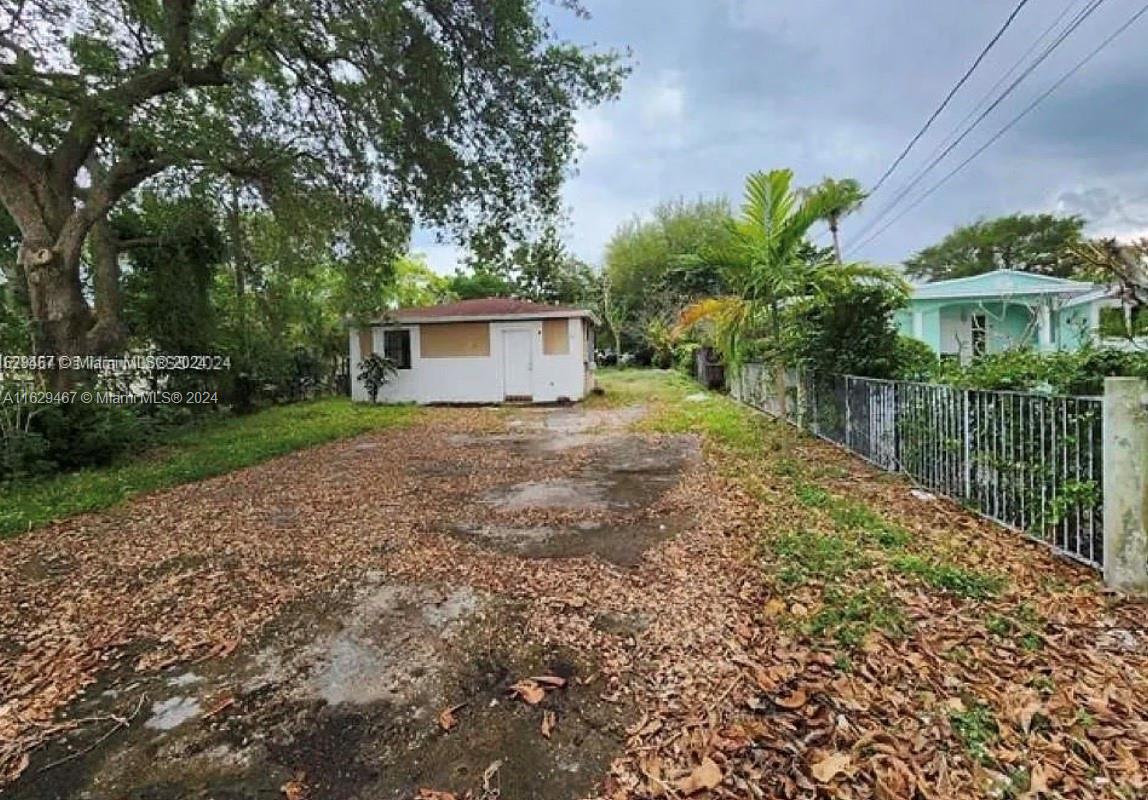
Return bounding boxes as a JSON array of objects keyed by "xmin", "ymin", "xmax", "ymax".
[{"xmin": 371, "ymin": 310, "xmax": 598, "ymax": 326}]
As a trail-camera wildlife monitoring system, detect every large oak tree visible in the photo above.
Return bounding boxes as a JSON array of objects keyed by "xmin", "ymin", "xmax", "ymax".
[{"xmin": 0, "ymin": 0, "xmax": 623, "ymax": 382}]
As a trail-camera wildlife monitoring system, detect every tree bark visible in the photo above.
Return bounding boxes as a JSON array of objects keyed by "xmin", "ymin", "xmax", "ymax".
[
  {"xmin": 87, "ymin": 218, "xmax": 126, "ymax": 353},
  {"xmin": 830, "ymin": 219, "xmax": 843, "ymax": 264}
]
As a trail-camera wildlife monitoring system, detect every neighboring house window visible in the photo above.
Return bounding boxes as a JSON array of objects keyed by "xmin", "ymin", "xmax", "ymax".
[
  {"xmin": 384, "ymin": 329, "xmax": 412, "ymax": 369},
  {"xmin": 971, "ymin": 313, "xmax": 987, "ymax": 357}
]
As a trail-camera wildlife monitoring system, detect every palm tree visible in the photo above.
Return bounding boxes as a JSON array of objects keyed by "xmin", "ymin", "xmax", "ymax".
[
  {"xmin": 809, "ymin": 177, "xmax": 867, "ymax": 263},
  {"xmin": 676, "ymin": 169, "xmax": 900, "ymax": 408}
]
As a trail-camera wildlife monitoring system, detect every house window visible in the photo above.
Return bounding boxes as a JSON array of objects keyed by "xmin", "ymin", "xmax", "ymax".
[
  {"xmin": 971, "ymin": 313, "xmax": 987, "ymax": 358},
  {"xmin": 383, "ymin": 329, "xmax": 412, "ymax": 369}
]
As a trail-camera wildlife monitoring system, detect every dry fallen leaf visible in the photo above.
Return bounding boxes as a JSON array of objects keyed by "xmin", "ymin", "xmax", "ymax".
[
  {"xmin": 437, "ymin": 703, "xmax": 466, "ymax": 731},
  {"xmin": 541, "ymin": 709, "xmax": 556, "ymax": 739},
  {"xmin": 675, "ymin": 757, "xmax": 723, "ymax": 795},
  {"xmin": 416, "ymin": 790, "xmax": 458, "ymax": 800},
  {"xmin": 483, "ymin": 759, "xmax": 503, "ymax": 792},
  {"xmin": 281, "ymin": 775, "xmax": 307, "ymax": 800},
  {"xmin": 509, "ymin": 680, "xmax": 546, "ymax": 705},
  {"xmin": 203, "ymin": 692, "xmax": 236, "ymax": 719},
  {"xmin": 774, "ymin": 687, "xmax": 808, "ymax": 709},
  {"xmin": 531, "ymin": 675, "xmax": 568, "ymax": 689},
  {"xmin": 811, "ymin": 752, "xmax": 852, "ymax": 783}
]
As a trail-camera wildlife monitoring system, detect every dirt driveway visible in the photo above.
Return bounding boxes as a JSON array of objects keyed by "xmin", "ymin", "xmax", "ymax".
[{"xmin": 1, "ymin": 400, "xmax": 740, "ymax": 799}]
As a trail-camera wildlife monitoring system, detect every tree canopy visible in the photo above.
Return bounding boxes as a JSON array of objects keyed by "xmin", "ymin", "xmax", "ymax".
[
  {"xmin": 601, "ymin": 197, "xmax": 733, "ymax": 359},
  {"xmin": 904, "ymin": 213, "xmax": 1086, "ymax": 281},
  {"xmin": 0, "ymin": 0, "xmax": 625, "ymax": 378}
]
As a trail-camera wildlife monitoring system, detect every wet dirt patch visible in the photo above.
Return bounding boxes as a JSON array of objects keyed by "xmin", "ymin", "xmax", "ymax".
[
  {"xmin": 7, "ymin": 576, "xmax": 624, "ymax": 800},
  {"xmin": 457, "ymin": 432, "xmax": 700, "ymax": 565}
]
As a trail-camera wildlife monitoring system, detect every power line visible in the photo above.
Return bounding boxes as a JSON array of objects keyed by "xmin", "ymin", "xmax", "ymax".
[
  {"xmin": 867, "ymin": 0, "xmax": 1034, "ymax": 197},
  {"xmin": 848, "ymin": 0, "xmax": 1148, "ymax": 257},
  {"xmin": 848, "ymin": 0, "xmax": 1109, "ymax": 251},
  {"xmin": 911, "ymin": 0, "xmax": 1085, "ymax": 184}
]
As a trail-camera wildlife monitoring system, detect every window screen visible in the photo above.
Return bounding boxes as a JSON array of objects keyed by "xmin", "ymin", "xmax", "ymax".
[{"xmin": 383, "ymin": 329, "xmax": 412, "ymax": 369}]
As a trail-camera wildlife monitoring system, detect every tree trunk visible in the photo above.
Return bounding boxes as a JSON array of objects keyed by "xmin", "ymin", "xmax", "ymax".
[
  {"xmin": 830, "ymin": 220, "xmax": 843, "ymax": 264},
  {"xmin": 87, "ymin": 218, "xmax": 126, "ymax": 353},
  {"xmin": 20, "ymin": 239, "xmax": 94, "ymax": 389}
]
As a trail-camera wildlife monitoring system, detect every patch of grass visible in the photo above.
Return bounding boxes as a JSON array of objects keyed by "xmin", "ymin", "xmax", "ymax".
[
  {"xmin": 892, "ymin": 554, "xmax": 1005, "ymax": 599},
  {"xmin": 772, "ymin": 457, "xmax": 805, "ymax": 478},
  {"xmin": 828, "ymin": 501, "xmax": 912, "ymax": 549},
  {"xmin": 987, "ymin": 604, "xmax": 1045, "ymax": 651},
  {"xmin": 769, "ymin": 529, "xmax": 870, "ymax": 586},
  {"xmin": 0, "ymin": 398, "xmax": 418, "ymax": 538},
  {"xmin": 795, "ymin": 483, "xmax": 831, "ymax": 508},
  {"xmin": 587, "ymin": 367, "xmax": 696, "ymax": 408},
  {"xmin": 806, "ymin": 585, "xmax": 908, "ymax": 648},
  {"xmin": 594, "ymin": 369, "xmax": 768, "ymax": 453},
  {"xmin": 643, "ymin": 392, "xmax": 766, "ymax": 455},
  {"xmin": 949, "ymin": 700, "xmax": 1000, "ymax": 763}
]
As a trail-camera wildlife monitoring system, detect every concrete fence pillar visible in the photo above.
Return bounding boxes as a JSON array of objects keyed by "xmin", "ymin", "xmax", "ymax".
[{"xmin": 1103, "ymin": 377, "xmax": 1148, "ymax": 593}]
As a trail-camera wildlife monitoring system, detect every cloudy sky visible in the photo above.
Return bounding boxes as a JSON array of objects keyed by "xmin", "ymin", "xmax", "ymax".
[{"xmin": 413, "ymin": 0, "xmax": 1148, "ymax": 274}]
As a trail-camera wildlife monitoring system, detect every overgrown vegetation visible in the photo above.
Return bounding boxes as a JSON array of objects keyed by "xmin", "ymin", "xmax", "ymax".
[{"xmin": 929, "ymin": 345, "xmax": 1148, "ymax": 394}]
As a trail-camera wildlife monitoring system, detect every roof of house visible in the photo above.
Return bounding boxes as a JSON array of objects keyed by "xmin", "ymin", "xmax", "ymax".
[
  {"xmin": 376, "ymin": 297, "xmax": 597, "ymax": 325},
  {"xmin": 910, "ymin": 269, "xmax": 1099, "ymax": 301}
]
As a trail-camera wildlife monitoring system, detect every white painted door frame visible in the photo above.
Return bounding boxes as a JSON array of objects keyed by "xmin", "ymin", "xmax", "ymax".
[{"xmin": 501, "ymin": 328, "xmax": 534, "ymax": 400}]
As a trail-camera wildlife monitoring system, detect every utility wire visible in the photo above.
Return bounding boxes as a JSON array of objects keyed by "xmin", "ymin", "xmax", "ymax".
[
  {"xmin": 848, "ymin": 0, "xmax": 1148, "ymax": 257},
  {"xmin": 910, "ymin": 0, "xmax": 1085, "ymax": 186},
  {"xmin": 866, "ymin": 0, "xmax": 1034, "ymax": 197},
  {"xmin": 848, "ymin": 0, "xmax": 1109, "ymax": 252}
]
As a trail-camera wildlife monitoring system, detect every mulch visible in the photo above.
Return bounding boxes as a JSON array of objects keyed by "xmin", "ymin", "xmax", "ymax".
[{"xmin": 1, "ymin": 401, "xmax": 1145, "ymax": 799}]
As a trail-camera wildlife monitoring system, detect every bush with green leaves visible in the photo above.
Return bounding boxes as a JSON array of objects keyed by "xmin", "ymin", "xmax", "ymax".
[
  {"xmin": 788, "ymin": 280, "xmax": 911, "ymax": 380},
  {"xmin": 890, "ymin": 335, "xmax": 939, "ymax": 381},
  {"xmin": 932, "ymin": 346, "xmax": 1148, "ymax": 395},
  {"xmin": 32, "ymin": 401, "xmax": 154, "ymax": 473},
  {"xmin": 357, "ymin": 354, "xmax": 398, "ymax": 403}
]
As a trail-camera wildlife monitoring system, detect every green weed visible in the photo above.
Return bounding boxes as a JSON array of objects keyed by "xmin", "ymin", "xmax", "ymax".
[
  {"xmin": 892, "ymin": 554, "xmax": 1005, "ymax": 599},
  {"xmin": 949, "ymin": 700, "xmax": 999, "ymax": 763},
  {"xmin": 769, "ymin": 529, "xmax": 869, "ymax": 586},
  {"xmin": 806, "ymin": 585, "xmax": 908, "ymax": 647}
]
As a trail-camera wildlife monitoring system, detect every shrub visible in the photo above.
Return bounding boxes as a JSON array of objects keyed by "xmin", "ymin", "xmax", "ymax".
[
  {"xmin": 672, "ymin": 340, "xmax": 701, "ymax": 374},
  {"xmin": 790, "ymin": 281, "xmax": 909, "ymax": 379},
  {"xmin": 890, "ymin": 335, "xmax": 938, "ymax": 381},
  {"xmin": 357, "ymin": 354, "xmax": 398, "ymax": 403},
  {"xmin": 32, "ymin": 401, "xmax": 153, "ymax": 472},
  {"xmin": 932, "ymin": 346, "xmax": 1148, "ymax": 395}
]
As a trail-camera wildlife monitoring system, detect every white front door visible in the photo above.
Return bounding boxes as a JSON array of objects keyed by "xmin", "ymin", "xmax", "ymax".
[{"xmin": 502, "ymin": 329, "xmax": 534, "ymax": 400}]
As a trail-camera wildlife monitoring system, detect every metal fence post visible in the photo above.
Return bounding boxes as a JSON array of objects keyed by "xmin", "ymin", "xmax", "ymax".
[
  {"xmin": 844, "ymin": 376, "xmax": 852, "ymax": 450},
  {"xmin": 1103, "ymin": 377, "xmax": 1148, "ymax": 594},
  {"xmin": 962, "ymin": 389, "xmax": 972, "ymax": 502}
]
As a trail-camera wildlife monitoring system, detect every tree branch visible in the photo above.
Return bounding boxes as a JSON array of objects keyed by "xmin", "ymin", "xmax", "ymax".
[
  {"xmin": 48, "ymin": 0, "xmax": 280, "ymax": 197},
  {"xmin": 163, "ymin": 0, "xmax": 196, "ymax": 71}
]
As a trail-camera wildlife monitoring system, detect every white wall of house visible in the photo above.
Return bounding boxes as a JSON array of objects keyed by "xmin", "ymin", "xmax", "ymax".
[{"xmin": 349, "ymin": 317, "xmax": 591, "ymax": 404}]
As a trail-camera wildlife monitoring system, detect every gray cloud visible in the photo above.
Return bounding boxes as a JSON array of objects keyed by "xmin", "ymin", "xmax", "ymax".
[{"xmin": 415, "ymin": 0, "xmax": 1148, "ymax": 275}]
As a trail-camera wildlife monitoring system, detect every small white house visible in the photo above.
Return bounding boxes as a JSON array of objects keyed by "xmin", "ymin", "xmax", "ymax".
[{"xmin": 350, "ymin": 298, "xmax": 597, "ymax": 404}]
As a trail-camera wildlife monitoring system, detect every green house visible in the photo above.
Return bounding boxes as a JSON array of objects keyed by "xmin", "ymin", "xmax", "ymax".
[{"xmin": 893, "ymin": 269, "xmax": 1120, "ymax": 363}]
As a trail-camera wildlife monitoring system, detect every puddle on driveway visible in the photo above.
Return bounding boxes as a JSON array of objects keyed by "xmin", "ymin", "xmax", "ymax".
[{"xmin": 458, "ymin": 431, "xmax": 700, "ymax": 565}]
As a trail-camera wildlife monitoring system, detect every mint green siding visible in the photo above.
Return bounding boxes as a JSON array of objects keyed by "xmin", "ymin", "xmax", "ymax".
[
  {"xmin": 898, "ymin": 271, "xmax": 1107, "ymax": 360},
  {"xmin": 1057, "ymin": 307, "xmax": 1093, "ymax": 349}
]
